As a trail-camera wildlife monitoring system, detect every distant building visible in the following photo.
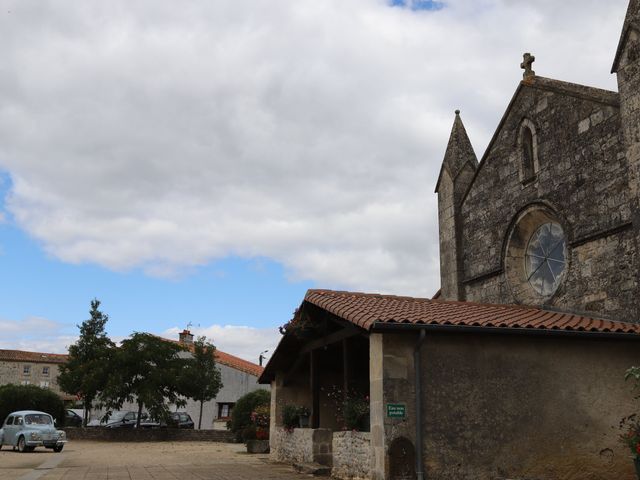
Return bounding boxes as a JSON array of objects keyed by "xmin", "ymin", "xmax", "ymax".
[{"xmin": 0, "ymin": 349, "xmax": 73, "ymax": 401}]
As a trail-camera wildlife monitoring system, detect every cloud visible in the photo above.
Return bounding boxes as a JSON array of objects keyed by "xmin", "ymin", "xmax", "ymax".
[
  {"xmin": 161, "ymin": 325, "xmax": 281, "ymax": 364},
  {"xmin": 0, "ymin": 0, "xmax": 628, "ymax": 297},
  {"xmin": 0, "ymin": 316, "xmax": 76, "ymax": 353}
]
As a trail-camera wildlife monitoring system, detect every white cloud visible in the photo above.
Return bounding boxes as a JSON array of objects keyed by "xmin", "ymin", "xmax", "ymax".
[
  {"xmin": 0, "ymin": 316, "xmax": 76, "ymax": 353},
  {"xmin": 161, "ymin": 325, "xmax": 281, "ymax": 364},
  {"xmin": 0, "ymin": 0, "xmax": 629, "ymax": 297}
]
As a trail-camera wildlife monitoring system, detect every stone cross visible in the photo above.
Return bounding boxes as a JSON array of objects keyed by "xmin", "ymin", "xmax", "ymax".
[{"xmin": 521, "ymin": 52, "xmax": 535, "ymax": 79}]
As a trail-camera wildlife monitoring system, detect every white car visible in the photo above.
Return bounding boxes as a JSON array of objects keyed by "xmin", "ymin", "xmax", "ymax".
[{"xmin": 0, "ymin": 410, "xmax": 66, "ymax": 453}]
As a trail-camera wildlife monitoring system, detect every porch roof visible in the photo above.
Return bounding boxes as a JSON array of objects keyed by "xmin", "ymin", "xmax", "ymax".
[{"xmin": 304, "ymin": 289, "xmax": 640, "ymax": 334}]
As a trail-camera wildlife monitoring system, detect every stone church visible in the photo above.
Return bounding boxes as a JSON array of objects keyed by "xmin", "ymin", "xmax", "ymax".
[{"xmin": 261, "ymin": 2, "xmax": 640, "ymax": 479}]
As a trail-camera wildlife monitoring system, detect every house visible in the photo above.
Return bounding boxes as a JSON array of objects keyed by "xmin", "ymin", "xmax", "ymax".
[
  {"xmin": 0, "ymin": 349, "xmax": 73, "ymax": 401},
  {"xmin": 259, "ymin": 1, "xmax": 640, "ymax": 479}
]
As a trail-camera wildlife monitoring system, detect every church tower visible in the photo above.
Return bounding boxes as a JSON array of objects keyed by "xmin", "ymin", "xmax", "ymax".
[
  {"xmin": 613, "ymin": 0, "xmax": 640, "ymax": 209},
  {"xmin": 435, "ymin": 111, "xmax": 478, "ymax": 300}
]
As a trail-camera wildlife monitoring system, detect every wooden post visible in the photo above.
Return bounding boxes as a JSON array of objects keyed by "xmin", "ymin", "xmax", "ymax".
[
  {"xmin": 343, "ymin": 338, "xmax": 349, "ymax": 402},
  {"xmin": 311, "ymin": 350, "xmax": 320, "ymax": 429}
]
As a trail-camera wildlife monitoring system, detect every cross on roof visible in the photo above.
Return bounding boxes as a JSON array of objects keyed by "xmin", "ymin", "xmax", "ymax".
[{"xmin": 521, "ymin": 52, "xmax": 535, "ymax": 79}]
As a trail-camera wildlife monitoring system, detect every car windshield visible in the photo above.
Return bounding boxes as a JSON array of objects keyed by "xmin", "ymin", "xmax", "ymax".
[{"xmin": 24, "ymin": 414, "xmax": 52, "ymax": 425}]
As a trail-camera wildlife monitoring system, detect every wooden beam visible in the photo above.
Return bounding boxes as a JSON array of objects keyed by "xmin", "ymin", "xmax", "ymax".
[
  {"xmin": 300, "ymin": 325, "xmax": 363, "ymax": 355},
  {"xmin": 342, "ymin": 338, "xmax": 349, "ymax": 403}
]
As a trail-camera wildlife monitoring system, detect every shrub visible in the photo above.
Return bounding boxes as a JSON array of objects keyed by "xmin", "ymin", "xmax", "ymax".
[
  {"xmin": 0, "ymin": 384, "xmax": 66, "ymax": 427},
  {"xmin": 228, "ymin": 389, "xmax": 270, "ymax": 441},
  {"xmin": 282, "ymin": 404, "xmax": 299, "ymax": 430}
]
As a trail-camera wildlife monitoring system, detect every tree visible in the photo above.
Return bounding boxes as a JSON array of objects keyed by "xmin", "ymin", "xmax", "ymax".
[
  {"xmin": 180, "ymin": 336, "xmax": 223, "ymax": 429},
  {"xmin": 58, "ymin": 299, "xmax": 114, "ymax": 426},
  {"xmin": 100, "ymin": 332, "xmax": 187, "ymax": 428}
]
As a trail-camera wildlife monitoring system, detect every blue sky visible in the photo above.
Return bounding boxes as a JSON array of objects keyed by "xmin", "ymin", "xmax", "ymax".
[{"xmin": 0, "ymin": 0, "xmax": 628, "ymax": 361}]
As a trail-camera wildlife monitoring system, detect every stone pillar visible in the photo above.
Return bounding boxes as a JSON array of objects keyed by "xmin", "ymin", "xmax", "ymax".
[{"xmin": 369, "ymin": 333, "xmax": 386, "ymax": 480}]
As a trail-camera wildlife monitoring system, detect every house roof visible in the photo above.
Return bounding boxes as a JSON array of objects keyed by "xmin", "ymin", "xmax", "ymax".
[
  {"xmin": 0, "ymin": 349, "xmax": 68, "ymax": 364},
  {"xmin": 304, "ymin": 289, "xmax": 640, "ymax": 335},
  {"xmin": 159, "ymin": 336, "xmax": 264, "ymax": 377}
]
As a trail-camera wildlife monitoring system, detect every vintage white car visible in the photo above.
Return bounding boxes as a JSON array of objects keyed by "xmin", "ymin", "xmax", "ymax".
[{"xmin": 0, "ymin": 410, "xmax": 66, "ymax": 452}]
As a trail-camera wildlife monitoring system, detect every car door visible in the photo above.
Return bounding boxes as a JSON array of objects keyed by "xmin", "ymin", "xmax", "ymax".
[
  {"xmin": 2, "ymin": 416, "xmax": 14, "ymax": 445},
  {"xmin": 13, "ymin": 416, "xmax": 24, "ymax": 444}
]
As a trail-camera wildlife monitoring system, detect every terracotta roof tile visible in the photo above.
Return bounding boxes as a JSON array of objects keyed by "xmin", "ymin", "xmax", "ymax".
[
  {"xmin": 0, "ymin": 349, "xmax": 68, "ymax": 364},
  {"xmin": 304, "ymin": 289, "xmax": 640, "ymax": 335}
]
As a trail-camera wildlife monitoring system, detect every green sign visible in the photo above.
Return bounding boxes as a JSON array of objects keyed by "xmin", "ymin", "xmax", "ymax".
[{"xmin": 386, "ymin": 403, "xmax": 406, "ymax": 418}]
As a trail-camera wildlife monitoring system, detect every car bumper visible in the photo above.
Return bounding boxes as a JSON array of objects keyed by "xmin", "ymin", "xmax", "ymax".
[{"xmin": 25, "ymin": 439, "xmax": 67, "ymax": 447}]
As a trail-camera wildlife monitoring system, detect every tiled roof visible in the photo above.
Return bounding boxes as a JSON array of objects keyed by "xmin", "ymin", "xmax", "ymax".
[
  {"xmin": 160, "ymin": 336, "xmax": 264, "ymax": 377},
  {"xmin": 305, "ymin": 289, "xmax": 640, "ymax": 335},
  {"xmin": 0, "ymin": 349, "xmax": 68, "ymax": 364}
]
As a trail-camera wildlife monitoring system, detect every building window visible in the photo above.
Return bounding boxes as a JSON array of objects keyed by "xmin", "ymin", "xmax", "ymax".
[
  {"xmin": 40, "ymin": 381, "xmax": 50, "ymax": 388},
  {"xmin": 42, "ymin": 366, "xmax": 50, "ymax": 376},
  {"xmin": 517, "ymin": 119, "xmax": 539, "ymax": 183},
  {"xmin": 23, "ymin": 365, "xmax": 31, "ymax": 375},
  {"xmin": 21, "ymin": 380, "xmax": 30, "ymax": 385},
  {"xmin": 525, "ymin": 222, "xmax": 567, "ymax": 296},
  {"xmin": 218, "ymin": 403, "xmax": 234, "ymax": 419}
]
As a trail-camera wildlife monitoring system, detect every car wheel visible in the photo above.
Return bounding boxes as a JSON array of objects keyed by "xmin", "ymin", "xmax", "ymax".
[
  {"xmin": 53, "ymin": 445, "xmax": 64, "ymax": 453},
  {"xmin": 17, "ymin": 436, "xmax": 26, "ymax": 453}
]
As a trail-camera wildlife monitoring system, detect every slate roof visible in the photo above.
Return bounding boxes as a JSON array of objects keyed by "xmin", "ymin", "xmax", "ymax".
[
  {"xmin": 304, "ymin": 289, "xmax": 640, "ymax": 335},
  {"xmin": 0, "ymin": 349, "xmax": 68, "ymax": 364}
]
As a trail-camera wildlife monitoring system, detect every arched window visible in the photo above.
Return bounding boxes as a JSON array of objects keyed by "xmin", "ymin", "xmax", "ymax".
[{"xmin": 518, "ymin": 119, "xmax": 539, "ymax": 183}]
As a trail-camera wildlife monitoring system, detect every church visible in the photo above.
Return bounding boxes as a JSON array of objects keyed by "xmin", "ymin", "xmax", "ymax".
[{"xmin": 260, "ymin": 2, "xmax": 640, "ymax": 479}]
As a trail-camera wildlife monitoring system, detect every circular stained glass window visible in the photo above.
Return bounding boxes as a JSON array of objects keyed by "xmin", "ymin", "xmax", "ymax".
[{"xmin": 525, "ymin": 222, "xmax": 567, "ymax": 296}]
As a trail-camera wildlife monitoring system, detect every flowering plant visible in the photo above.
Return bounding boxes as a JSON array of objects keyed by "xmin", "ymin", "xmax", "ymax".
[
  {"xmin": 249, "ymin": 404, "xmax": 270, "ymax": 440},
  {"xmin": 325, "ymin": 386, "xmax": 370, "ymax": 431},
  {"xmin": 620, "ymin": 414, "xmax": 640, "ymax": 458}
]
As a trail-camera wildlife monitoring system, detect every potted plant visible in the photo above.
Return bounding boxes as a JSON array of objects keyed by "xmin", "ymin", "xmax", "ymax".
[
  {"xmin": 246, "ymin": 405, "xmax": 270, "ymax": 453},
  {"xmin": 282, "ymin": 404, "xmax": 299, "ymax": 432},
  {"xmin": 343, "ymin": 394, "xmax": 370, "ymax": 431},
  {"xmin": 298, "ymin": 406, "xmax": 310, "ymax": 428}
]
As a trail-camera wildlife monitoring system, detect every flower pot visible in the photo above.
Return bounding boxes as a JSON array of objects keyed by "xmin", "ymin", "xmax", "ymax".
[
  {"xmin": 246, "ymin": 439, "xmax": 270, "ymax": 454},
  {"xmin": 299, "ymin": 415, "xmax": 310, "ymax": 428}
]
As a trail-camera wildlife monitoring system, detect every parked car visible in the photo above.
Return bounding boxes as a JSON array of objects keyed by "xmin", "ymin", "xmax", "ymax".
[
  {"xmin": 138, "ymin": 412, "xmax": 194, "ymax": 429},
  {"xmin": 0, "ymin": 410, "xmax": 66, "ymax": 453},
  {"xmin": 86, "ymin": 410, "xmax": 147, "ymax": 428},
  {"xmin": 65, "ymin": 409, "xmax": 83, "ymax": 427}
]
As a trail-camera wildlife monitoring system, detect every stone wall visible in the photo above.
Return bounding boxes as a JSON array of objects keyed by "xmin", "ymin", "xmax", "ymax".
[
  {"xmin": 0, "ymin": 360, "xmax": 65, "ymax": 398},
  {"xmin": 332, "ymin": 431, "xmax": 371, "ymax": 480},
  {"xmin": 378, "ymin": 331, "xmax": 640, "ymax": 480},
  {"xmin": 270, "ymin": 427, "xmax": 332, "ymax": 466},
  {"xmin": 64, "ymin": 427, "xmax": 235, "ymax": 442}
]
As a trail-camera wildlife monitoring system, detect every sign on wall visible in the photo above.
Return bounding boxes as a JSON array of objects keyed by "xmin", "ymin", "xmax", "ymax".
[{"xmin": 386, "ymin": 403, "xmax": 406, "ymax": 418}]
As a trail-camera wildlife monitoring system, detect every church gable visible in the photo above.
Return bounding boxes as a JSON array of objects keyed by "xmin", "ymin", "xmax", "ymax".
[{"xmin": 456, "ymin": 75, "xmax": 635, "ymax": 319}]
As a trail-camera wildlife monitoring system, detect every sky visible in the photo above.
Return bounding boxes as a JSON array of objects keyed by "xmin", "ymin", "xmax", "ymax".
[{"xmin": 0, "ymin": 0, "xmax": 631, "ymax": 363}]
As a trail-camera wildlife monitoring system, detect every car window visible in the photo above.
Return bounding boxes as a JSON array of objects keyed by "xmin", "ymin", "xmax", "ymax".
[
  {"xmin": 180, "ymin": 414, "xmax": 188, "ymax": 422},
  {"xmin": 124, "ymin": 412, "xmax": 135, "ymax": 421},
  {"xmin": 25, "ymin": 414, "xmax": 52, "ymax": 425},
  {"xmin": 5, "ymin": 416, "xmax": 13, "ymax": 426},
  {"xmin": 15, "ymin": 416, "xmax": 23, "ymax": 426}
]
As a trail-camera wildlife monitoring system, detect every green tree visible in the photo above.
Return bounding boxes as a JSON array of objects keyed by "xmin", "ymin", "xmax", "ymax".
[
  {"xmin": 180, "ymin": 336, "xmax": 223, "ymax": 429},
  {"xmin": 58, "ymin": 299, "xmax": 114, "ymax": 426},
  {"xmin": 100, "ymin": 332, "xmax": 188, "ymax": 428}
]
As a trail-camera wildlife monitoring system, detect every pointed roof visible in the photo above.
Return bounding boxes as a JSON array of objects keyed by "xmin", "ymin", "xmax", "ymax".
[
  {"xmin": 434, "ymin": 111, "xmax": 478, "ymax": 193},
  {"xmin": 612, "ymin": 0, "xmax": 640, "ymax": 73}
]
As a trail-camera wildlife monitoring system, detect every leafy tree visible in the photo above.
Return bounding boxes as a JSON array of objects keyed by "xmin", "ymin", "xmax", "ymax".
[
  {"xmin": 228, "ymin": 389, "xmax": 270, "ymax": 441},
  {"xmin": 58, "ymin": 299, "xmax": 114, "ymax": 426},
  {"xmin": 99, "ymin": 332, "xmax": 188, "ymax": 428},
  {"xmin": 180, "ymin": 336, "xmax": 223, "ymax": 429},
  {"xmin": 0, "ymin": 384, "xmax": 65, "ymax": 427}
]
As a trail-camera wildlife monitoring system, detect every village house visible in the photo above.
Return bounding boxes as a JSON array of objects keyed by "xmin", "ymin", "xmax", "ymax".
[
  {"xmin": 259, "ymin": 1, "xmax": 640, "ymax": 479},
  {"xmin": 0, "ymin": 330, "xmax": 266, "ymax": 430}
]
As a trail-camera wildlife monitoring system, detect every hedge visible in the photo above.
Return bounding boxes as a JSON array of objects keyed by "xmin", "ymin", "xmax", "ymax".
[{"xmin": 0, "ymin": 384, "xmax": 66, "ymax": 427}]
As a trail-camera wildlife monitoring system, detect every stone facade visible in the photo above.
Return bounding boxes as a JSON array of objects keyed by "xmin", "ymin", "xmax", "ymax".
[
  {"xmin": 332, "ymin": 431, "xmax": 371, "ymax": 480},
  {"xmin": 270, "ymin": 426, "xmax": 332, "ymax": 466},
  {"xmin": 0, "ymin": 350, "xmax": 69, "ymax": 399},
  {"xmin": 437, "ymin": 3, "xmax": 640, "ymax": 323}
]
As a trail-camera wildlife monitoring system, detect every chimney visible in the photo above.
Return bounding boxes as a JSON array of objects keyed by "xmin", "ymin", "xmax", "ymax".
[{"xmin": 179, "ymin": 329, "xmax": 194, "ymax": 345}]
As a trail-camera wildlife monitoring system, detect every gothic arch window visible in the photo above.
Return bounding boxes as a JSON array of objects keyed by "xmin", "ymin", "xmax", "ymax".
[{"xmin": 518, "ymin": 119, "xmax": 539, "ymax": 183}]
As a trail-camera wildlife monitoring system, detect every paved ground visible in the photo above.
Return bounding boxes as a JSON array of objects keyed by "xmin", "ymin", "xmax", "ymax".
[{"xmin": 0, "ymin": 441, "xmax": 308, "ymax": 480}]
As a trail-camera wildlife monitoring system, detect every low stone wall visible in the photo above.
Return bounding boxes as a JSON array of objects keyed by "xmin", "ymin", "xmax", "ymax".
[
  {"xmin": 270, "ymin": 427, "xmax": 332, "ymax": 466},
  {"xmin": 64, "ymin": 427, "xmax": 235, "ymax": 443},
  {"xmin": 332, "ymin": 431, "xmax": 371, "ymax": 480}
]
